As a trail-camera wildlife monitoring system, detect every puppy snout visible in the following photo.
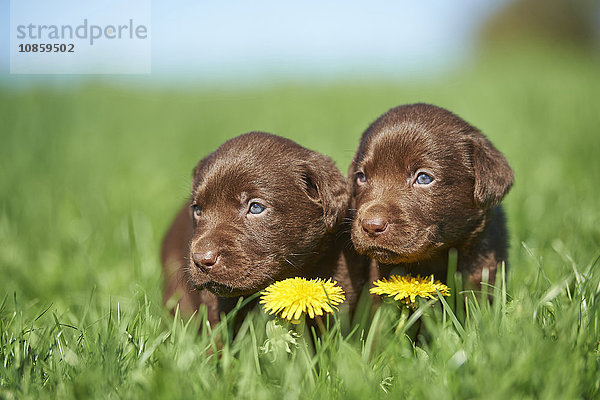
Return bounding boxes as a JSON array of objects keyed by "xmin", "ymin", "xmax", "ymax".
[
  {"xmin": 192, "ymin": 250, "xmax": 219, "ymax": 272},
  {"xmin": 361, "ymin": 217, "xmax": 388, "ymax": 235}
]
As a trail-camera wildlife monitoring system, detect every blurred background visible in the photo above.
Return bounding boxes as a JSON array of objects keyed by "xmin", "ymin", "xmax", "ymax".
[
  {"xmin": 2, "ymin": 0, "xmax": 598, "ymax": 84},
  {"xmin": 1, "ymin": 0, "xmax": 599, "ymax": 310}
]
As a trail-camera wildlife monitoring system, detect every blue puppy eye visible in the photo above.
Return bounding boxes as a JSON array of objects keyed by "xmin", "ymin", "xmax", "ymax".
[
  {"xmin": 416, "ymin": 172, "xmax": 434, "ymax": 185},
  {"xmin": 356, "ymin": 172, "xmax": 367, "ymax": 184},
  {"xmin": 192, "ymin": 205, "xmax": 201, "ymax": 217},
  {"xmin": 248, "ymin": 202, "xmax": 266, "ymax": 214}
]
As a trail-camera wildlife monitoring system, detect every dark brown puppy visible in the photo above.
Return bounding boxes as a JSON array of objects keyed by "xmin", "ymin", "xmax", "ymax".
[
  {"xmin": 162, "ymin": 132, "xmax": 369, "ymax": 326},
  {"xmin": 349, "ymin": 104, "xmax": 513, "ymax": 288}
]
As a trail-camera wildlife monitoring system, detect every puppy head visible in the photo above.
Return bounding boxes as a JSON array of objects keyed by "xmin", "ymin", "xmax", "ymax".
[
  {"xmin": 186, "ymin": 132, "xmax": 348, "ymax": 297},
  {"xmin": 350, "ymin": 103, "xmax": 513, "ymax": 264}
]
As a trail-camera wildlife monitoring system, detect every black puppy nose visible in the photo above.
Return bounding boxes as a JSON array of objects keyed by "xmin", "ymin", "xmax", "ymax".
[
  {"xmin": 362, "ymin": 217, "xmax": 388, "ymax": 235},
  {"xmin": 193, "ymin": 250, "xmax": 219, "ymax": 271}
]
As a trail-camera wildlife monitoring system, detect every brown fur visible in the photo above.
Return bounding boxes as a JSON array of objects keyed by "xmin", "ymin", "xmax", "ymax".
[
  {"xmin": 162, "ymin": 131, "xmax": 370, "ymax": 326},
  {"xmin": 349, "ymin": 104, "xmax": 513, "ymax": 288}
]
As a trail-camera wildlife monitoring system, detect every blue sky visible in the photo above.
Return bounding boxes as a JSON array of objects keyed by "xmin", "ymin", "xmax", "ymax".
[{"xmin": 0, "ymin": 0, "xmax": 508, "ymax": 86}]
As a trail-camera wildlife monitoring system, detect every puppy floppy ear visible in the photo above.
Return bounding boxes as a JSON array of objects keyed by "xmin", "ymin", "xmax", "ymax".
[
  {"xmin": 301, "ymin": 155, "xmax": 349, "ymax": 232},
  {"xmin": 469, "ymin": 133, "xmax": 514, "ymax": 209}
]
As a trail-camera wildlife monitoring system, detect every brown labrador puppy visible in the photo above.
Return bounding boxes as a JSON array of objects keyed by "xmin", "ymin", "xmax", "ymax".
[
  {"xmin": 162, "ymin": 132, "xmax": 369, "ymax": 326},
  {"xmin": 349, "ymin": 103, "xmax": 513, "ymax": 289}
]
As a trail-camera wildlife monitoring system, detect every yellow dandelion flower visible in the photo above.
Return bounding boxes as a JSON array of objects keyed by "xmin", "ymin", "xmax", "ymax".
[
  {"xmin": 260, "ymin": 277, "xmax": 346, "ymax": 322},
  {"xmin": 370, "ymin": 274, "xmax": 450, "ymax": 304}
]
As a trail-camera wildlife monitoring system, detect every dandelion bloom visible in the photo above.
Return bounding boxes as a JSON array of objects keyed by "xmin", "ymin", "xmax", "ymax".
[
  {"xmin": 370, "ymin": 274, "xmax": 450, "ymax": 303},
  {"xmin": 260, "ymin": 277, "xmax": 346, "ymax": 321}
]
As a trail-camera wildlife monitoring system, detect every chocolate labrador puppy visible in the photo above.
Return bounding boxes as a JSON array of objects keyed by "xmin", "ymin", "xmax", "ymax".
[
  {"xmin": 162, "ymin": 132, "xmax": 369, "ymax": 326},
  {"xmin": 349, "ymin": 103, "xmax": 513, "ymax": 289}
]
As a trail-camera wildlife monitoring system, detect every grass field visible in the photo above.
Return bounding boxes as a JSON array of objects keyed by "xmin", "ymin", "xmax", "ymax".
[{"xmin": 1, "ymin": 44, "xmax": 600, "ymax": 399}]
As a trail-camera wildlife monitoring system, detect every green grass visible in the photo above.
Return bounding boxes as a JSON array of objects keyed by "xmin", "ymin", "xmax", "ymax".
[{"xmin": 1, "ymin": 44, "xmax": 600, "ymax": 399}]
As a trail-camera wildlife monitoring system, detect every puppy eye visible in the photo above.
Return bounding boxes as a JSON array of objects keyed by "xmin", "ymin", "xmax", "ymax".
[
  {"xmin": 192, "ymin": 205, "xmax": 201, "ymax": 217},
  {"xmin": 248, "ymin": 202, "xmax": 266, "ymax": 215},
  {"xmin": 415, "ymin": 172, "xmax": 434, "ymax": 185},
  {"xmin": 356, "ymin": 172, "xmax": 367, "ymax": 184}
]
